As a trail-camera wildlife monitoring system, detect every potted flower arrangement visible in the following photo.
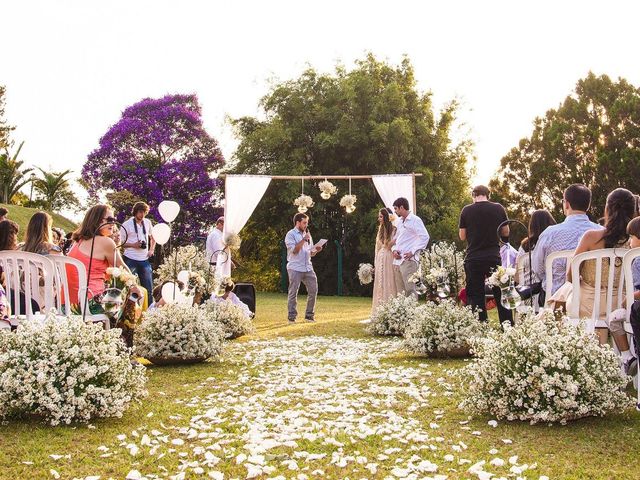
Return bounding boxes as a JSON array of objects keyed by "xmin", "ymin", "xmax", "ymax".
[
  {"xmin": 155, "ymin": 245, "xmax": 218, "ymax": 297},
  {"xmin": 294, "ymin": 194, "xmax": 314, "ymax": 213},
  {"xmin": 318, "ymin": 180, "xmax": 338, "ymax": 199},
  {"xmin": 339, "ymin": 194, "xmax": 357, "ymax": 213},
  {"xmin": 410, "ymin": 242, "xmax": 466, "ymax": 301},
  {"xmin": 487, "ymin": 265, "xmax": 521, "ymax": 310}
]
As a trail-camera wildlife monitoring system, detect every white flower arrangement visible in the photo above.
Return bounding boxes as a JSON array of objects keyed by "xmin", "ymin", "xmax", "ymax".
[
  {"xmin": 224, "ymin": 232, "xmax": 242, "ymax": 250},
  {"xmin": 106, "ymin": 267, "xmax": 137, "ymax": 287},
  {"xmin": 294, "ymin": 194, "xmax": 315, "ymax": 211},
  {"xmin": 368, "ymin": 293, "xmax": 421, "ymax": 336},
  {"xmin": 318, "ymin": 180, "xmax": 338, "ymax": 199},
  {"xmin": 458, "ymin": 310, "xmax": 634, "ymax": 424},
  {"xmin": 403, "ymin": 299, "xmax": 484, "ymax": 356},
  {"xmin": 155, "ymin": 245, "xmax": 217, "ymax": 294},
  {"xmin": 339, "ymin": 194, "xmax": 357, "ymax": 212},
  {"xmin": 0, "ymin": 314, "xmax": 147, "ymax": 425},
  {"xmin": 414, "ymin": 242, "xmax": 466, "ymax": 294},
  {"xmin": 203, "ymin": 300, "xmax": 255, "ymax": 339},
  {"xmin": 357, "ymin": 263, "xmax": 374, "ymax": 285},
  {"xmin": 487, "ymin": 265, "xmax": 517, "ymax": 288},
  {"xmin": 134, "ymin": 303, "xmax": 225, "ymax": 362}
]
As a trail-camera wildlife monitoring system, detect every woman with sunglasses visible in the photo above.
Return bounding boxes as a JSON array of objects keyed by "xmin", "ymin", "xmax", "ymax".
[{"xmin": 67, "ymin": 204, "xmax": 132, "ymax": 307}]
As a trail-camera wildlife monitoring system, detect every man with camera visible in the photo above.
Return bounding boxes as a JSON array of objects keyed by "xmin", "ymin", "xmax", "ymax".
[{"xmin": 120, "ymin": 202, "xmax": 155, "ymax": 298}]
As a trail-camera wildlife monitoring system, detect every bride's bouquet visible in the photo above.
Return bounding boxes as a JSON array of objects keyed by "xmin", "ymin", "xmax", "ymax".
[{"xmin": 357, "ymin": 263, "xmax": 374, "ymax": 285}]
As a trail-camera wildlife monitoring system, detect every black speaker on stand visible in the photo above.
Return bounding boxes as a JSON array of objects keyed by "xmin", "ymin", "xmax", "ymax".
[{"xmin": 233, "ymin": 282, "xmax": 256, "ymax": 316}]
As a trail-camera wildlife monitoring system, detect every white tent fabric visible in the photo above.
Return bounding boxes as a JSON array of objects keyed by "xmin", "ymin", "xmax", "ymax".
[
  {"xmin": 216, "ymin": 175, "xmax": 272, "ymax": 278},
  {"xmin": 372, "ymin": 174, "xmax": 415, "ymax": 212}
]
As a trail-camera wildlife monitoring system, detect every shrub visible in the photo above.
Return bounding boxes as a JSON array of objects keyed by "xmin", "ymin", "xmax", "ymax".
[
  {"xmin": 203, "ymin": 300, "xmax": 255, "ymax": 339},
  {"xmin": 368, "ymin": 294, "xmax": 420, "ymax": 336}
]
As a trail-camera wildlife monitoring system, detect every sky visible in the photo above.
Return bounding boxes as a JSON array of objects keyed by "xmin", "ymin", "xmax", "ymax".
[{"xmin": 3, "ymin": 0, "xmax": 640, "ymax": 201}]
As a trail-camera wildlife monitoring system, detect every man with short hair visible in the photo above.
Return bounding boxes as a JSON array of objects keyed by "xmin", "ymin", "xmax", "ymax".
[
  {"xmin": 120, "ymin": 202, "xmax": 155, "ymax": 297},
  {"xmin": 0, "ymin": 207, "xmax": 7, "ymax": 222},
  {"xmin": 284, "ymin": 213, "xmax": 323, "ymax": 323},
  {"xmin": 206, "ymin": 216, "xmax": 225, "ymax": 266},
  {"xmin": 531, "ymin": 184, "xmax": 602, "ymax": 301},
  {"xmin": 459, "ymin": 185, "xmax": 512, "ymax": 324},
  {"xmin": 391, "ymin": 197, "xmax": 430, "ymax": 297}
]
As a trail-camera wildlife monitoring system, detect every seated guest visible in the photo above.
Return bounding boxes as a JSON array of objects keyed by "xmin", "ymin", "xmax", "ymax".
[
  {"xmin": 0, "ymin": 220, "xmax": 39, "ymax": 314},
  {"xmin": 0, "ymin": 284, "xmax": 10, "ymax": 329},
  {"xmin": 20, "ymin": 212, "xmax": 62, "ymax": 256},
  {"xmin": 515, "ymin": 209, "xmax": 556, "ymax": 299},
  {"xmin": 549, "ymin": 188, "xmax": 637, "ymax": 343},
  {"xmin": 210, "ymin": 279, "xmax": 253, "ymax": 318},
  {"xmin": 147, "ymin": 280, "xmax": 185, "ymax": 311},
  {"xmin": 0, "ymin": 207, "xmax": 8, "ymax": 222},
  {"xmin": 532, "ymin": 184, "xmax": 602, "ymax": 303},
  {"xmin": 67, "ymin": 205, "xmax": 133, "ymax": 307}
]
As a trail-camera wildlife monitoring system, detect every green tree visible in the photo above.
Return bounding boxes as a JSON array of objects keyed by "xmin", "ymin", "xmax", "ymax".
[
  {"xmin": 490, "ymin": 72, "xmax": 640, "ymax": 222},
  {"xmin": 0, "ymin": 86, "xmax": 15, "ymax": 150},
  {"xmin": 230, "ymin": 54, "xmax": 473, "ymax": 294},
  {"xmin": 32, "ymin": 167, "xmax": 81, "ymax": 212},
  {"xmin": 0, "ymin": 141, "xmax": 33, "ymax": 204}
]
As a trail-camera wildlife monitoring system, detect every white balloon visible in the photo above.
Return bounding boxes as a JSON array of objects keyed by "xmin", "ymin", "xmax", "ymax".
[
  {"xmin": 177, "ymin": 270, "xmax": 190, "ymax": 285},
  {"xmin": 152, "ymin": 223, "xmax": 171, "ymax": 245},
  {"xmin": 161, "ymin": 282, "xmax": 184, "ymax": 304},
  {"xmin": 158, "ymin": 200, "xmax": 181, "ymax": 222}
]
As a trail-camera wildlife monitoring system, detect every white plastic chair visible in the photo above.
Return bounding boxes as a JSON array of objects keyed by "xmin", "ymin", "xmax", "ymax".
[
  {"xmin": 622, "ymin": 247, "xmax": 640, "ymax": 398},
  {"xmin": 0, "ymin": 251, "xmax": 55, "ymax": 326},
  {"xmin": 568, "ymin": 248, "xmax": 627, "ymax": 332},
  {"xmin": 515, "ymin": 252, "xmax": 539, "ymax": 313},
  {"xmin": 544, "ymin": 249, "xmax": 575, "ymax": 297},
  {"xmin": 48, "ymin": 255, "xmax": 110, "ymax": 329}
]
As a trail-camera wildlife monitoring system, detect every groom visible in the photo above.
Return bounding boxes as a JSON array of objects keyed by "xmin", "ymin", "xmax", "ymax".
[
  {"xmin": 284, "ymin": 213, "xmax": 323, "ymax": 323},
  {"xmin": 392, "ymin": 197, "xmax": 430, "ymax": 297}
]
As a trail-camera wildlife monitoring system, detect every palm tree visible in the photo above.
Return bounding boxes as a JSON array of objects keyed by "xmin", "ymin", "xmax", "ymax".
[
  {"xmin": 33, "ymin": 167, "xmax": 81, "ymax": 212},
  {"xmin": 0, "ymin": 141, "xmax": 33, "ymax": 204}
]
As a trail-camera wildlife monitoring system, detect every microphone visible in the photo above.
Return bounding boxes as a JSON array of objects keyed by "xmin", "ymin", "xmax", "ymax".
[{"xmin": 305, "ymin": 228, "xmax": 310, "ymax": 244}]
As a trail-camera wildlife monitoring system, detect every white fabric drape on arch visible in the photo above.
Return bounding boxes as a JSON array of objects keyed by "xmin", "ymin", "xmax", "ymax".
[
  {"xmin": 216, "ymin": 175, "xmax": 272, "ymax": 278},
  {"xmin": 371, "ymin": 174, "xmax": 415, "ymax": 213}
]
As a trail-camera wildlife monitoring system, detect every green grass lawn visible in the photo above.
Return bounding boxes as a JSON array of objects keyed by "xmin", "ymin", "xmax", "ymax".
[
  {"xmin": 0, "ymin": 203, "xmax": 77, "ymax": 235},
  {"xmin": 0, "ymin": 293, "xmax": 638, "ymax": 480}
]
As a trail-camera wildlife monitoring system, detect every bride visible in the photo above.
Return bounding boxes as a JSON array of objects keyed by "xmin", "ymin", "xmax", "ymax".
[{"xmin": 372, "ymin": 207, "xmax": 398, "ymax": 312}]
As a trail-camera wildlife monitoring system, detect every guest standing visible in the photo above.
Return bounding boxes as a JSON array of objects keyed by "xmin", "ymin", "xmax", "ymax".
[
  {"xmin": 120, "ymin": 202, "xmax": 155, "ymax": 297},
  {"xmin": 459, "ymin": 185, "xmax": 512, "ymax": 324}
]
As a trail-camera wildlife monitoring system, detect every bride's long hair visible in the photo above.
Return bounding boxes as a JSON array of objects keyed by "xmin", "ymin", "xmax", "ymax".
[{"xmin": 377, "ymin": 208, "xmax": 395, "ymax": 244}]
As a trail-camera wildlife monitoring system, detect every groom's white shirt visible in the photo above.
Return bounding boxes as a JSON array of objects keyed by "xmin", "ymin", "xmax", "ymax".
[{"xmin": 392, "ymin": 213, "xmax": 429, "ymax": 266}]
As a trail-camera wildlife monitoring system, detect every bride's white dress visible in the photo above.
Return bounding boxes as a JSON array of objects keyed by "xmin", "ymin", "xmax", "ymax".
[{"xmin": 372, "ymin": 236, "xmax": 398, "ymax": 312}]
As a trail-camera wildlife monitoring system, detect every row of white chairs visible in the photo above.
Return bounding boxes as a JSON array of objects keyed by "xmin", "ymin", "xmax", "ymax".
[{"xmin": 0, "ymin": 251, "xmax": 109, "ymax": 329}]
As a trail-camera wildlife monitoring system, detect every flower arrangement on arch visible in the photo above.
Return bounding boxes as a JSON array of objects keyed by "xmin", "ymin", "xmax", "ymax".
[
  {"xmin": 318, "ymin": 180, "xmax": 338, "ymax": 199},
  {"xmin": 294, "ymin": 194, "xmax": 314, "ymax": 212},
  {"xmin": 339, "ymin": 194, "xmax": 357, "ymax": 212},
  {"xmin": 224, "ymin": 233, "xmax": 242, "ymax": 250},
  {"xmin": 458, "ymin": 310, "xmax": 634, "ymax": 424}
]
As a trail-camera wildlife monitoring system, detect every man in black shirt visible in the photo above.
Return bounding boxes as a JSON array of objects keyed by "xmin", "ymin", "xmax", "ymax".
[{"xmin": 459, "ymin": 185, "xmax": 513, "ymax": 325}]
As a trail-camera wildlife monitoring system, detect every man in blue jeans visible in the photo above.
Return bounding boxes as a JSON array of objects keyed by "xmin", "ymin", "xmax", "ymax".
[{"xmin": 120, "ymin": 202, "xmax": 155, "ymax": 298}]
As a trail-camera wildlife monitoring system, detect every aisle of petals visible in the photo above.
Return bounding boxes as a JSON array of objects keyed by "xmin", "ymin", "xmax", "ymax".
[{"xmin": 106, "ymin": 337, "xmax": 547, "ymax": 480}]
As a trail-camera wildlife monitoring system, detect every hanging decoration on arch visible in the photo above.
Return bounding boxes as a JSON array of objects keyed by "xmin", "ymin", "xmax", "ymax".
[
  {"xmin": 340, "ymin": 178, "xmax": 357, "ymax": 213},
  {"xmin": 318, "ymin": 179, "xmax": 338, "ymax": 200},
  {"xmin": 294, "ymin": 178, "xmax": 314, "ymax": 213}
]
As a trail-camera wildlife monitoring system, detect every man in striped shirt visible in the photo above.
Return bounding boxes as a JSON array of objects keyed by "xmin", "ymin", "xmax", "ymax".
[{"xmin": 531, "ymin": 184, "xmax": 602, "ymax": 302}]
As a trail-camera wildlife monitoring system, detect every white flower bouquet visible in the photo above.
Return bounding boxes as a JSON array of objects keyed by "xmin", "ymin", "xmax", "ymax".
[
  {"xmin": 318, "ymin": 180, "xmax": 338, "ymax": 199},
  {"xmin": 403, "ymin": 299, "xmax": 484, "ymax": 357},
  {"xmin": 134, "ymin": 303, "xmax": 225, "ymax": 364},
  {"xmin": 294, "ymin": 194, "xmax": 314, "ymax": 211},
  {"xmin": 155, "ymin": 245, "xmax": 217, "ymax": 295},
  {"xmin": 486, "ymin": 265, "xmax": 517, "ymax": 288},
  {"xmin": 0, "ymin": 314, "xmax": 147, "ymax": 425},
  {"xmin": 368, "ymin": 293, "xmax": 421, "ymax": 336},
  {"xmin": 458, "ymin": 310, "xmax": 634, "ymax": 424},
  {"xmin": 203, "ymin": 300, "xmax": 255, "ymax": 339},
  {"xmin": 357, "ymin": 263, "xmax": 374, "ymax": 285}
]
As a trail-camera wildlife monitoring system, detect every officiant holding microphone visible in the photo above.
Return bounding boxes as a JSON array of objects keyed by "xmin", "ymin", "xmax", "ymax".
[{"xmin": 285, "ymin": 213, "xmax": 325, "ymax": 323}]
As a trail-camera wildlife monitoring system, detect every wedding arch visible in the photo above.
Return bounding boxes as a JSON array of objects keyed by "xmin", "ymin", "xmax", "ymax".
[{"xmin": 216, "ymin": 173, "xmax": 422, "ymax": 279}]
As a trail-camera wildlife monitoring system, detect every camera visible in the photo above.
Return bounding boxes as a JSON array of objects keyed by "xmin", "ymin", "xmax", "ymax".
[{"xmin": 139, "ymin": 240, "xmax": 147, "ymax": 250}]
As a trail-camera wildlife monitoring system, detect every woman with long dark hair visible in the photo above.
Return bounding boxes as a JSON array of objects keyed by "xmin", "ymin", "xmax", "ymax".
[
  {"xmin": 371, "ymin": 207, "xmax": 397, "ymax": 312},
  {"xmin": 515, "ymin": 209, "xmax": 556, "ymax": 296},
  {"xmin": 549, "ymin": 188, "xmax": 637, "ymax": 343}
]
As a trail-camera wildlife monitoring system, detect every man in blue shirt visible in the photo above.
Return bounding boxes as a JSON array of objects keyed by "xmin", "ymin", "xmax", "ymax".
[
  {"xmin": 531, "ymin": 184, "xmax": 602, "ymax": 303},
  {"xmin": 284, "ymin": 213, "xmax": 323, "ymax": 323}
]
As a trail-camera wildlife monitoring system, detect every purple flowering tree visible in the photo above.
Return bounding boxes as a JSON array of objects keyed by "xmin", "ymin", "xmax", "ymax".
[{"xmin": 83, "ymin": 94, "xmax": 224, "ymax": 242}]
